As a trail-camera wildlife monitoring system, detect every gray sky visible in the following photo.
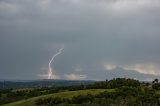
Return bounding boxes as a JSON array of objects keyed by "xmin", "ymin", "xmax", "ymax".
[{"xmin": 0, "ymin": 0, "xmax": 160, "ymax": 80}]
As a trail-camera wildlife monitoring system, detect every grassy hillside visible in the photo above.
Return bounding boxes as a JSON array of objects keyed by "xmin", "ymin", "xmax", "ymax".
[
  {"xmin": 1, "ymin": 78, "xmax": 160, "ymax": 106},
  {"xmin": 3, "ymin": 89, "xmax": 114, "ymax": 106}
]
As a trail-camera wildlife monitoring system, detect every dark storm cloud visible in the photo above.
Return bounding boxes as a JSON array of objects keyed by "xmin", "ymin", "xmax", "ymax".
[{"xmin": 0, "ymin": 0, "xmax": 160, "ymax": 80}]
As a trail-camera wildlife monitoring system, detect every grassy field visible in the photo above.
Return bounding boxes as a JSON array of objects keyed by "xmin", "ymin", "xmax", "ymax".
[{"xmin": 2, "ymin": 89, "xmax": 115, "ymax": 106}]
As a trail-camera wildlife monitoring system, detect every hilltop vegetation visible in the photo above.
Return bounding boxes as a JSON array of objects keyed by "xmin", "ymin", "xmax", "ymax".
[
  {"xmin": 35, "ymin": 87, "xmax": 160, "ymax": 106},
  {"xmin": 1, "ymin": 78, "xmax": 160, "ymax": 106}
]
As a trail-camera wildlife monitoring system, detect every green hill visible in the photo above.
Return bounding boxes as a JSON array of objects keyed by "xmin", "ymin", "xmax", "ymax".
[
  {"xmin": 3, "ymin": 89, "xmax": 114, "ymax": 106},
  {"xmin": 1, "ymin": 78, "xmax": 160, "ymax": 106}
]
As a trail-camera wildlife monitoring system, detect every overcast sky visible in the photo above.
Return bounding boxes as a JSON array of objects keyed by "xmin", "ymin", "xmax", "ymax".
[{"xmin": 0, "ymin": 0, "xmax": 160, "ymax": 80}]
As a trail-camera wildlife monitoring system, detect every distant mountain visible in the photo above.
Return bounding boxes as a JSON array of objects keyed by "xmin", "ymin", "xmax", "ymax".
[{"xmin": 105, "ymin": 67, "xmax": 160, "ymax": 81}]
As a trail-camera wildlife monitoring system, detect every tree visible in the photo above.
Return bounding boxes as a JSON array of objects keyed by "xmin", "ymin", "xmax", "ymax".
[
  {"xmin": 152, "ymin": 78, "xmax": 159, "ymax": 84},
  {"xmin": 154, "ymin": 79, "xmax": 159, "ymax": 83}
]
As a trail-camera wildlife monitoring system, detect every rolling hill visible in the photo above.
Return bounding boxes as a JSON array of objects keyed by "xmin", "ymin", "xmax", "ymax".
[{"xmin": 2, "ymin": 89, "xmax": 114, "ymax": 106}]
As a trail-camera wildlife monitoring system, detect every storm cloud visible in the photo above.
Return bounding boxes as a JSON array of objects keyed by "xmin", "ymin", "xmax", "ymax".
[{"xmin": 0, "ymin": 0, "xmax": 160, "ymax": 80}]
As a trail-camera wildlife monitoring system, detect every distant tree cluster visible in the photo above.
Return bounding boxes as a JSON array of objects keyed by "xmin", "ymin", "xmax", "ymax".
[
  {"xmin": 83, "ymin": 78, "xmax": 140, "ymax": 89},
  {"xmin": 62, "ymin": 78, "xmax": 140, "ymax": 91}
]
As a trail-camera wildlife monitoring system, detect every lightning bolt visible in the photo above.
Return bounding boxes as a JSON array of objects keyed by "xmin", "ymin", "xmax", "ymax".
[{"xmin": 48, "ymin": 45, "xmax": 64, "ymax": 79}]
